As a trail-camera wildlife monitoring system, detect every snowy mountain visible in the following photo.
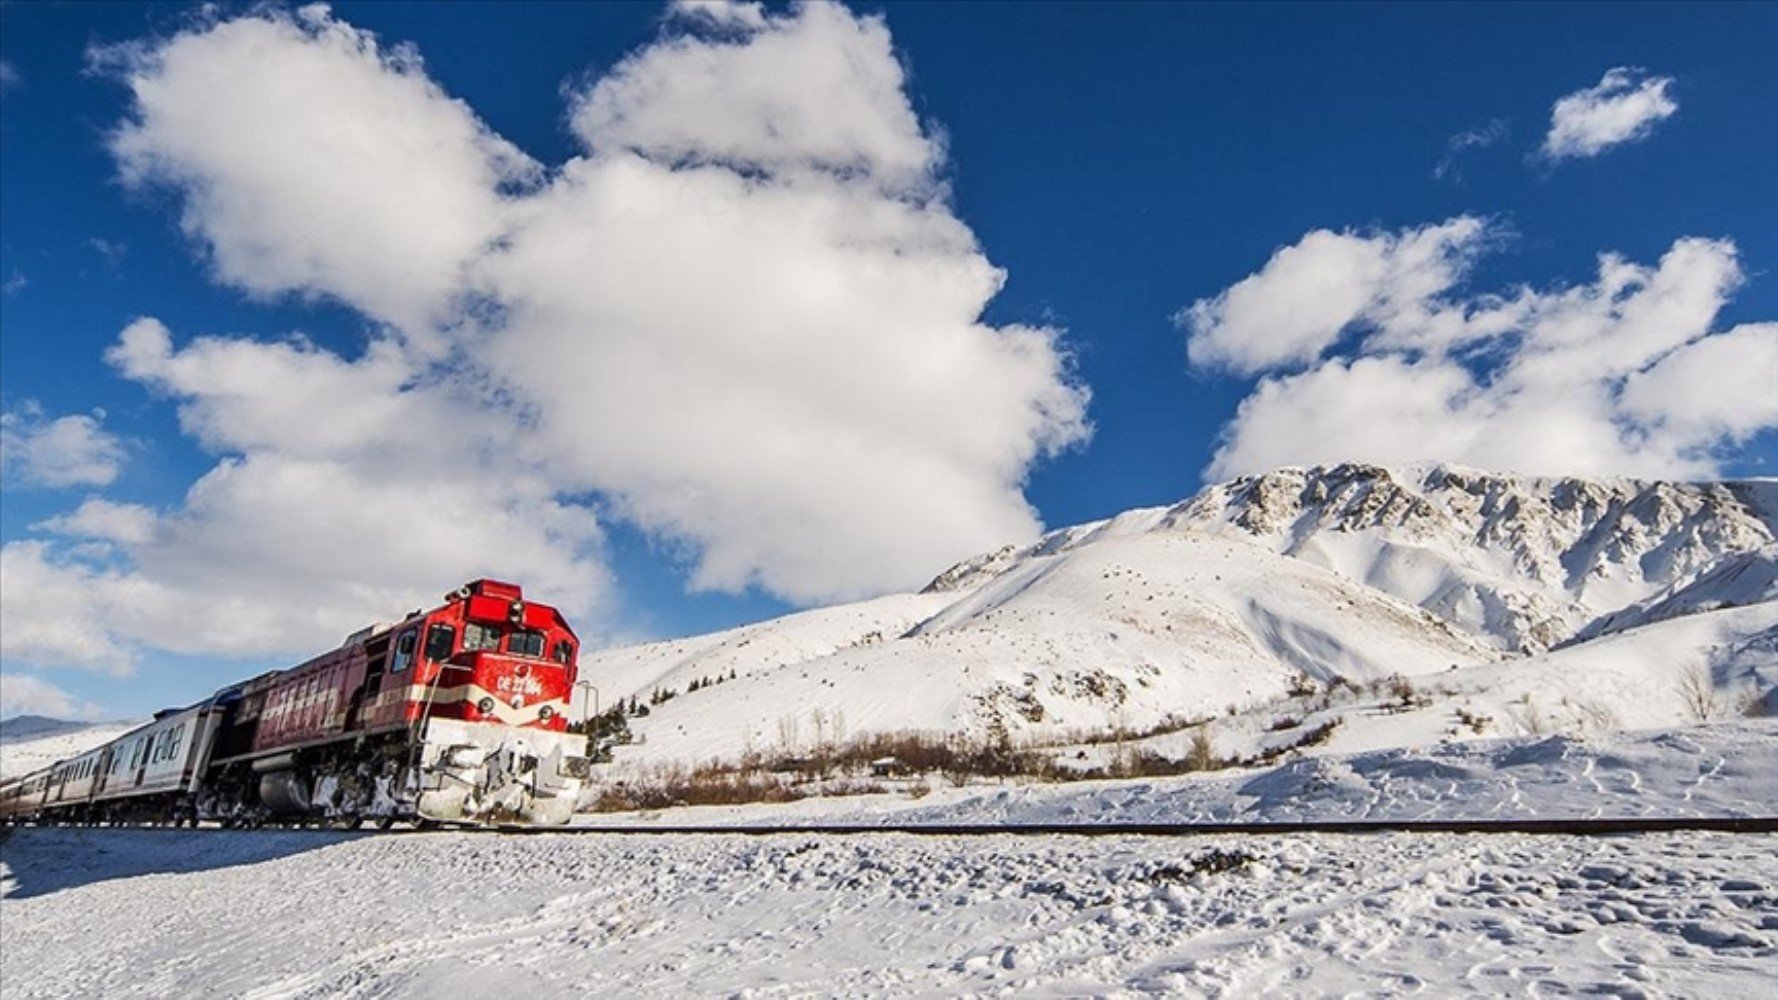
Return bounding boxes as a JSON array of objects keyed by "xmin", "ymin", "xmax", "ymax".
[
  {"xmin": 584, "ymin": 464, "xmax": 1776, "ymax": 770},
  {"xmin": 1163, "ymin": 464, "xmax": 1776, "ymax": 652}
]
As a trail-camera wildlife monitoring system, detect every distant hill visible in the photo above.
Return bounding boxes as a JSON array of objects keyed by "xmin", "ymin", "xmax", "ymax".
[{"xmin": 0, "ymin": 717, "xmax": 141, "ymax": 781}]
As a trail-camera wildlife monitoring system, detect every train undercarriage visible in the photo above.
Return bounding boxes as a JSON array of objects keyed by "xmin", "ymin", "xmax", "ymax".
[{"xmin": 202, "ymin": 721, "xmax": 589, "ymax": 828}]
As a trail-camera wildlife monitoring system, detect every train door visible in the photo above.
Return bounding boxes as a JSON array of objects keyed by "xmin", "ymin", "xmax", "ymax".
[
  {"xmin": 352, "ymin": 631, "xmax": 393, "ymax": 727},
  {"xmin": 131, "ymin": 732, "xmax": 153, "ymax": 788}
]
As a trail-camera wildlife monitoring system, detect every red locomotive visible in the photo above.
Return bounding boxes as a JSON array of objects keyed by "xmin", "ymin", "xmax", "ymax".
[{"xmin": 0, "ymin": 579, "xmax": 591, "ymax": 828}]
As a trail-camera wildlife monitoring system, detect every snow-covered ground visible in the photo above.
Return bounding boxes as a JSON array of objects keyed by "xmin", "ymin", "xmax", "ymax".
[
  {"xmin": 576, "ymin": 720, "xmax": 1778, "ymax": 828},
  {"xmin": 4, "ymin": 826, "xmax": 1773, "ymax": 997}
]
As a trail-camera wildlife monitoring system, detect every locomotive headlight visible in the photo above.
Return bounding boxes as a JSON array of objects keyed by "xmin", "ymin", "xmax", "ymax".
[
  {"xmin": 476, "ymin": 697, "xmax": 495, "ymax": 715},
  {"xmin": 511, "ymin": 696, "xmax": 526, "ymax": 710},
  {"xmin": 538, "ymin": 706, "xmax": 555, "ymax": 722}
]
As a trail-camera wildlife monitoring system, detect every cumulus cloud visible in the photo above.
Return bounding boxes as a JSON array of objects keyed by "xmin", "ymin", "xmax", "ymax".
[
  {"xmin": 0, "ymin": 542, "xmax": 139, "ymax": 673},
  {"xmin": 0, "ymin": 403, "xmax": 127, "ymax": 488},
  {"xmin": 4, "ymin": 3, "xmax": 1086, "ymax": 673},
  {"xmin": 1185, "ymin": 222, "xmax": 1775, "ymax": 480},
  {"xmin": 1541, "ymin": 67, "xmax": 1678, "ymax": 161},
  {"xmin": 1180, "ymin": 217, "xmax": 1489, "ymax": 375},
  {"xmin": 572, "ymin": 0, "xmax": 937, "ymax": 196},
  {"xmin": 36, "ymin": 498, "xmax": 160, "ymax": 546},
  {"xmin": 0, "ymin": 672, "xmax": 106, "ymax": 721},
  {"xmin": 99, "ymin": 4, "xmax": 538, "ymax": 334},
  {"xmin": 9, "ymin": 317, "xmax": 610, "ymax": 669}
]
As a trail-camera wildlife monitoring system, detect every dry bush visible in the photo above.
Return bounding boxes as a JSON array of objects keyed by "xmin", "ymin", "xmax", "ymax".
[
  {"xmin": 1739, "ymin": 688, "xmax": 1772, "ymax": 718},
  {"xmin": 1454, "ymin": 706, "xmax": 1492, "ymax": 735},
  {"xmin": 592, "ymin": 765, "xmax": 805, "ymax": 812},
  {"xmin": 1676, "ymin": 664, "xmax": 1722, "ymax": 723},
  {"xmin": 1186, "ymin": 726, "xmax": 1218, "ymax": 771}
]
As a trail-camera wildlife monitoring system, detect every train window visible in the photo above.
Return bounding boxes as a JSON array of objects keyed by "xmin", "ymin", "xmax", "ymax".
[
  {"xmin": 507, "ymin": 630, "xmax": 545, "ymax": 657},
  {"xmin": 464, "ymin": 623, "xmax": 501, "ymax": 653},
  {"xmin": 424, "ymin": 623, "xmax": 456, "ymax": 662},
  {"xmin": 553, "ymin": 640, "xmax": 575, "ymax": 664},
  {"xmin": 391, "ymin": 630, "xmax": 418, "ymax": 673}
]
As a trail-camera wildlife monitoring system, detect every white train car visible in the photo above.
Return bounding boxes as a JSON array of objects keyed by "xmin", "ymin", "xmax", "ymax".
[
  {"xmin": 0, "ymin": 704, "xmax": 221, "ymax": 825},
  {"xmin": 40, "ymin": 747, "xmax": 108, "ymax": 809},
  {"xmin": 89, "ymin": 705, "xmax": 221, "ymax": 820},
  {"xmin": 0, "ymin": 771, "xmax": 50, "ymax": 821}
]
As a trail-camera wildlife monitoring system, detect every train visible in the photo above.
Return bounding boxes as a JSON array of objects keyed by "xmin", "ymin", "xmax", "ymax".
[{"xmin": 0, "ymin": 579, "xmax": 591, "ymax": 828}]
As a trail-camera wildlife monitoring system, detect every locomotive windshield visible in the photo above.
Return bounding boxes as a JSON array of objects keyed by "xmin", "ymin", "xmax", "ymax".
[
  {"xmin": 508, "ymin": 630, "xmax": 546, "ymax": 658},
  {"xmin": 424, "ymin": 623, "xmax": 455, "ymax": 661},
  {"xmin": 463, "ymin": 622, "xmax": 501, "ymax": 652}
]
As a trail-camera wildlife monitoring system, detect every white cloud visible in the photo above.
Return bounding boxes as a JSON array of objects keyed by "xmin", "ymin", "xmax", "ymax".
[
  {"xmin": 1180, "ymin": 217, "xmax": 1489, "ymax": 375},
  {"xmin": 573, "ymin": 1, "xmax": 936, "ymax": 196},
  {"xmin": 668, "ymin": 0, "xmax": 770, "ymax": 32},
  {"xmin": 1621, "ymin": 322, "xmax": 1778, "ymax": 443},
  {"xmin": 1541, "ymin": 67, "xmax": 1678, "ymax": 161},
  {"xmin": 0, "ymin": 672, "xmax": 106, "ymax": 721},
  {"xmin": 101, "ymin": 5, "xmax": 537, "ymax": 335},
  {"xmin": 36, "ymin": 498, "xmax": 159, "ymax": 546},
  {"xmin": 0, "ymin": 403, "xmax": 127, "ymax": 488},
  {"xmin": 89, "ymin": 237, "xmax": 128, "ymax": 263},
  {"xmin": 1186, "ymin": 224, "xmax": 1775, "ymax": 480},
  {"xmin": 0, "ymin": 542, "xmax": 138, "ymax": 674},
  {"xmin": 81, "ymin": 2, "xmax": 1086, "ymax": 619},
  {"xmin": 3, "ymin": 316, "xmax": 613, "ymax": 672},
  {"xmin": 10, "ymin": 3, "xmax": 1084, "ymax": 673},
  {"xmin": 1433, "ymin": 119, "xmax": 1508, "ymax": 182}
]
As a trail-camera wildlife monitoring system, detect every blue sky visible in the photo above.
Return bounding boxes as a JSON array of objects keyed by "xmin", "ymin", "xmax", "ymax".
[{"xmin": 2, "ymin": 1, "xmax": 1774, "ymax": 720}]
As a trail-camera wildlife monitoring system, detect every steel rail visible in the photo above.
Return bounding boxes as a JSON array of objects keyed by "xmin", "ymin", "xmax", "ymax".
[
  {"xmin": 528, "ymin": 816, "xmax": 1778, "ymax": 837},
  {"xmin": 7, "ymin": 816, "xmax": 1775, "ymax": 837}
]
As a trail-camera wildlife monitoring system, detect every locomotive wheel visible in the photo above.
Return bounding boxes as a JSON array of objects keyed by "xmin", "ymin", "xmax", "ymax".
[{"xmin": 373, "ymin": 816, "xmax": 396, "ymax": 831}]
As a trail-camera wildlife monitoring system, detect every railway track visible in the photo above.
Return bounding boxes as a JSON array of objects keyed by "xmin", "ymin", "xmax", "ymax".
[{"xmin": 7, "ymin": 816, "xmax": 1775, "ymax": 837}]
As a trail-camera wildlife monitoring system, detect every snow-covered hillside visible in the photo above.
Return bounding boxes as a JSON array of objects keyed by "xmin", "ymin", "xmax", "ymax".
[
  {"xmin": 0, "ymin": 718, "xmax": 139, "ymax": 781},
  {"xmin": 584, "ymin": 464, "xmax": 1777, "ymax": 771},
  {"xmin": 580, "ymin": 721, "xmax": 1778, "ymax": 828}
]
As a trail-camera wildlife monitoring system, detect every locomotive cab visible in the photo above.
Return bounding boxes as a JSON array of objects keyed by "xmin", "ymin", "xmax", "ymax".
[{"xmin": 396, "ymin": 579, "xmax": 580, "ymax": 732}]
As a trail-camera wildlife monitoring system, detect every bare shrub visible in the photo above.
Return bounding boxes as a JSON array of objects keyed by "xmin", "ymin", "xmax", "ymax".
[
  {"xmin": 1677, "ymin": 664, "xmax": 1722, "ymax": 723},
  {"xmin": 592, "ymin": 766, "xmax": 805, "ymax": 812},
  {"xmin": 1739, "ymin": 688, "xmax": 1772, "ymax": 718},
  {"xmin": 1242, "ymin": 718, "xmax": 1342, "ymax": 767},
  {"xmin": 1454, "ymin": 706, "xmax": 1491, "ymax": 735},
  {"xmin": 1186, "ymin": 726, "xmax": 1218, "ymax": 771},
  {"xmin": 1575, "ymin": 699, "xmax": 1622, "ymax": 732},
  {"xmin": 1381, "ymin": 674, "xmax": 1430, "ymax": 712}
]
